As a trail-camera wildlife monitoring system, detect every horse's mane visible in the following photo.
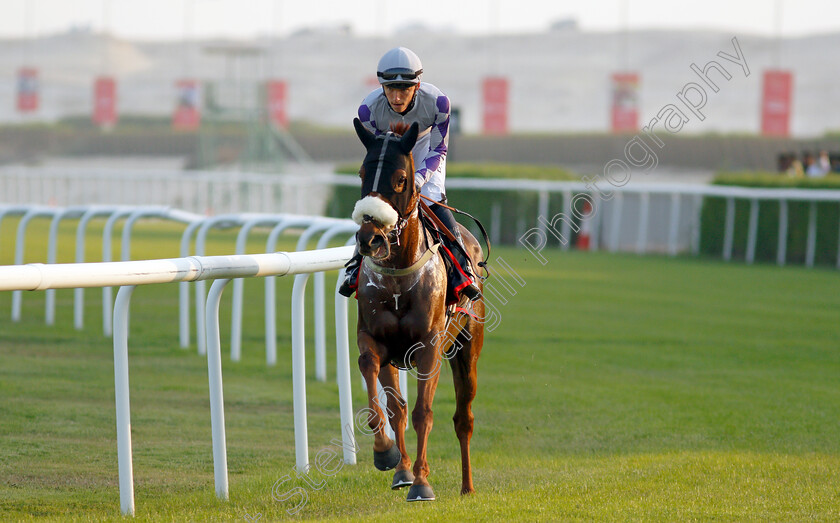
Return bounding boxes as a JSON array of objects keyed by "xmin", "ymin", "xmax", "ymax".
[{"xmin": 390, "ymin": 122, "xmax": 411, "ymax": 137}]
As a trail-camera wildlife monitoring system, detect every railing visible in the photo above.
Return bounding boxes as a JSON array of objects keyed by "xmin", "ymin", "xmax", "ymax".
[
  {"xmin": 3, "ymin": 167, "xmax": 839, "ymax": 267},
  {"xmin": 0, "ymin": 205, "xmax": 366, "ymax": 374},
  {"xmin": 442, "ymin": 177, "xmax": 840, "ymax": 268},
  {"xmin": 0, "ymin": 245, "xmax": 356, "ymax": 516},
  {"xmin": 0, "ymin": 166, "xmax": 323, "ymax": 215},
  {"xmin": 0, "ymin": 204, "xmax": 372, "ymax": 516}
]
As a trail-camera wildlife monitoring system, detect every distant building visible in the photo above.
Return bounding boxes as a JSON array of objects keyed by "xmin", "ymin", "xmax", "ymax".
[{"xmin": 549, "ymin": 18, "xmax": 579, "ymax": 32}]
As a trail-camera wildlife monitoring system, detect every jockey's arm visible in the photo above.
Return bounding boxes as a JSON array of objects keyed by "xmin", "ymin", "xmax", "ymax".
[{"xmin": 415, "ymin": 95, "xmax": 451, "ymax": 189}]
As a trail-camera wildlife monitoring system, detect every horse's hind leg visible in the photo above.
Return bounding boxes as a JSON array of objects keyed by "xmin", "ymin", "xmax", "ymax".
[
  {"xmin": 448, "ymin": 314, "xmax": 484, "ymax": 495},
  {"xmin": 406, "ymin": 342, "xmax": 442, "ymax": 502},
  {"xmin": 357, "ymin": 333, "xmax": 400, "ymax": 471},
  {"xmin": 378, "ymin": 363, "xmax": 414, "ymax": 489}
]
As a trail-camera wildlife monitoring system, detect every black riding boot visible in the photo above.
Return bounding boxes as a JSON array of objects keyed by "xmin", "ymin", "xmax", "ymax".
[
  {"xmin": 338, "ymin": 245, "xmax": 362, "ymax": 297},
  {"xmin": 429, "ymin": 203, "xmax": 482, "ymax": 302}
]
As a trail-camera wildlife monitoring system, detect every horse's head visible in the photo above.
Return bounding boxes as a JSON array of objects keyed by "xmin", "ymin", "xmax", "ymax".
[{"xmin": 351, "ymin": 117, "xmax": 420, "ymax": 260}]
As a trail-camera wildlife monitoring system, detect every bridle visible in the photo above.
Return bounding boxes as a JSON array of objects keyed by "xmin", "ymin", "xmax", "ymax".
[
  {"xmin": 358, "ymin": 125, "xmax": 433, "ymax": 273},
  {"xmin": 390, "ymin": 216, "xmax": 409, "ymax": 246},
  {"xmin": 362, "ymin": 131, "xmax": 418, "ymax": 247},
  {"xmin": 359, "ymin": 204, "xmax": 412, "ymax": 248},
  {"xmin": 360, "ymin": 188, "xmax": 436, "ymax": 276}
]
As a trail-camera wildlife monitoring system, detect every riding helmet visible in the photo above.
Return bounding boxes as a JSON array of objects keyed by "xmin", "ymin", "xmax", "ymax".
[{"xmin": 376, "ymin": 47, "xmax": 423, "ymax": 87}]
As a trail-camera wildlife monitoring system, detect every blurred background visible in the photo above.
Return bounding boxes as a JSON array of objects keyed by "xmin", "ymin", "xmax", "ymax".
[
  {"xmin": 1, "ymin": 0, "xmax": 839, "ymax": 259},
  {"xmin": 2, "ymin": 0, "xmax": 839, "ymax": 165}
]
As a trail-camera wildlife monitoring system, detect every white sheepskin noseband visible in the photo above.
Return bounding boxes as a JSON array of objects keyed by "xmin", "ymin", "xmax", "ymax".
[{"xmin": 352, "ymin": 196, "xmax": 399, "ymax": 228}]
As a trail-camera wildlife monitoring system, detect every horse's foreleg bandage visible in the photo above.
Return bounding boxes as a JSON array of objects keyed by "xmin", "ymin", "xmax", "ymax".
[{"xmin": 352, "ymin": 196, "xmax": 399, "ymax": 228}]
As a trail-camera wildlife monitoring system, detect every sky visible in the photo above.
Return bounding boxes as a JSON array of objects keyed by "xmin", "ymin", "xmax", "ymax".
[{"xmin": 2, "ymin": 0, "xmax": 840, "ymax": 40}]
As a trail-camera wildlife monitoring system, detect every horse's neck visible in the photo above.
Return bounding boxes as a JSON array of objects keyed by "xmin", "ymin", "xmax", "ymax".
[{"xmin": 388, "ymin": 212, "xmax": 427, "ymax": 269}]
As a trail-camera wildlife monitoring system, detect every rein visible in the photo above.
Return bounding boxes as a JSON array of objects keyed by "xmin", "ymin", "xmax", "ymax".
[
  {"xmin": 388, "ymin": 217, "xmax": 408, "ymax": 246},
  {"xmin": 418, "ymin": 194, "xmax": 492, "ymax": 276}
]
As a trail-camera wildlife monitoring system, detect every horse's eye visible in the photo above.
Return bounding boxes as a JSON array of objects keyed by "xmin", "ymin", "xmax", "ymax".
[{"xmin": 392, "ymin": 169, "xmax": 407, "ymax": 193}]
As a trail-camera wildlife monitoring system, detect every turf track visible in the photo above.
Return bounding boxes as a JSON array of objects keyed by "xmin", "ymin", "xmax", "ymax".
[{"xmin": 1, "ymin": 219, "xmax": 838, "ymax": 521}]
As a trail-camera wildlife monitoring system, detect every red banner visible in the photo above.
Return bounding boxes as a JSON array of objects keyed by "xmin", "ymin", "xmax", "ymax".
[
  {"xmin": 16, "ymin": 67, "xmax": 39, "ymax": 113},
  {"xmin": 761, "ymin": 70, "xmax": 793, "ymax": 137},
  {"xmin": 266, "ymin": 80, "xmax": 288, "ymax": 129},
  {"xmin": 172, "ymin": 79, "xmax": 201, "ymax": 130},
  {"xmin": 482, "ymin": 77, "xmax": 509, "ymax": 135},
  {"xmin": 611, "ymin": 72, "xmax": 639, "ymax": 133},
  {"xmin": 93, "ymin": 76, "xmax": 117, "ymax": 126}
]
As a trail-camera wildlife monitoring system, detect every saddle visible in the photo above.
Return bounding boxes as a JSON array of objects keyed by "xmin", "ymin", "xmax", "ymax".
[{"xmin": 417, "ymin": 197, "xmax": 490, "ymax": 305}]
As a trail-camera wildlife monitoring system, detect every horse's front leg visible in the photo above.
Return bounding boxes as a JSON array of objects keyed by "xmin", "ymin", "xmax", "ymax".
[
  {"xmin": 357, "ymin": 332, "xmax": 401, "ymax": 471},
  {"xmin": 378, "ymin": 362, "xmax": 414, "ymax": 489},
  {"xmin": 407, "ymin": 338, "xmax": 442, "ymax": 502}
]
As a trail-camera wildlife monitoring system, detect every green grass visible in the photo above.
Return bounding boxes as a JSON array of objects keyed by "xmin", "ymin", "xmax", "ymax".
[
  {"xmin": 1, "ymin": 219, "xmax": 840, "ymax": 521},
  {"xmin": 713, "ymin": 171, "xmax": 840, "ymax": 189}
]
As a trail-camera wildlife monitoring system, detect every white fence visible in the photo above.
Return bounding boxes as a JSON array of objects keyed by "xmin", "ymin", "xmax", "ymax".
[
  {"xmin": 0, "ymin": 166, "xmax": 328, "ymax": 216},
  {"xmin": 0, "ymin": 205, "xmax": 372, "ymax": 516},
  {"xmin": 0, "ymin": 204, "xmax": 361, "ymax": 365},
  {"xmin": 3, "ymin": 167, "xmax": 840, "ymax": 267}
]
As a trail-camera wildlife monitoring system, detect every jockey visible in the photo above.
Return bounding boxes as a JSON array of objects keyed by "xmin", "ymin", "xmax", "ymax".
[{"xmin": 339, "ymin": 46, "xmax": 482, "ymax": 302}]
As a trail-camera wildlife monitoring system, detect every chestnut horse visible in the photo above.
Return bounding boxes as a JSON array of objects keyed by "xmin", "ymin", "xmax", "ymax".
[{"xmin": 350, "ymin": 118, "xmax": 485, "ymax": 501}]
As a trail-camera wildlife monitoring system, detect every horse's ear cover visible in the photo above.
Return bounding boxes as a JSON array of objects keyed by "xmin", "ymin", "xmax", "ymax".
[
  {"xmin": 353, "ymin": 118, "xmax": 376, "ymax": 148},
  {"xmin": 399, "ymin": 122, "xmax": 420, "ymax": 153}
]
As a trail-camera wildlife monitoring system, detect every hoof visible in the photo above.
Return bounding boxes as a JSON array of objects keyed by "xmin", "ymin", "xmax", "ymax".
[
  {"xmin": 406, "ymin": 484, "xmax": 435, "ymax": 502},
  {"xmin": 373, "ymin": 445, "xmax": 401, "ymax": 471},
  {"xmin": 391, "ymin": 469, "xmax": 415, "ymax": 490}
]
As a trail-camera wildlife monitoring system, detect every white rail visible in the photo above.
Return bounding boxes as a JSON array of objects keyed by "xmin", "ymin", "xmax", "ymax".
[
  {"xmin": 1, "ymin": 204, "xmax": 360, "ymax": 379},
  {"xmin": 4, "ymin": 168, "xmax": 840, "ymax": 267},
  {"xmin": 0, "ymin": 245, "xmax": 356, "ymax": 516}
]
